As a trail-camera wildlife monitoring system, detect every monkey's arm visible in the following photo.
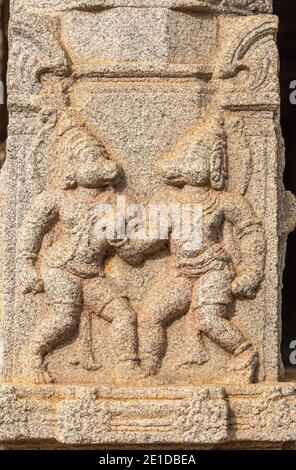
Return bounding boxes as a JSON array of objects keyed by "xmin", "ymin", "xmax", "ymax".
[
  {"xmin": 110, "ymin": 236, "xmax": 167, "ymax": 266},
  {"xmin": 222, "ymin": 192, "xmax": 266, "ymax": 298},
  {"xmin": 108, "ymin": 191, "xmax": 170, "ymax": 266},
  {"xmin": 18, "ymin": 192, "xmax": 60, "ymax": 293}
]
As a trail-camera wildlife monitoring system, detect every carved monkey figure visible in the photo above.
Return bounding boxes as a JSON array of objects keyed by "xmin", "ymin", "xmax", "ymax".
[
  {"xmin": 119, "ymin": 118, "xmax": 266, "ymax": 383},
  {"xmin": 18, "ymin": 124, "xmax": 141, "ymax": 384}
]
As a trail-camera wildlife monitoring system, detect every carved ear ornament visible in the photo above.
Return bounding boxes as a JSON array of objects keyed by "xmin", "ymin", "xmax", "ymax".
[{"xmin": 209, "ymin": 117, "xmax": 228, "ymax": 191}]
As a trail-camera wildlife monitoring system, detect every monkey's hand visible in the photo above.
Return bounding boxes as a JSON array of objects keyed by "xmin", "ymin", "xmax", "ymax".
[
  {"xmin": 20, "ymin": 265, "xmax": 44, "ymax": 294},
  {"xmin": 231, "ymin": 271, "xmax": 261, "ymax": 300},
  {"xmin": 108, "ymin": 235, "xmax": 129, "ymax": 247}
]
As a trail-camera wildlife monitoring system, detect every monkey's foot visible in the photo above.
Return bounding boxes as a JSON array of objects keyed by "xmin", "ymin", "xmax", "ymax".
[
  {"xmin": 140, "ymin": 356, "xmax": 161, "ymax": 377},
  {"xmin": 225, "ymin": 344, "xmax": 258, "ymax": 384},
  {"xmin": 113, "ymin": 360, "xmax": 147, "ymax": 383},
  {"xmin": 22, "ymin": 363, "xmax": 55, "ymax": 385},
  {"xmin": 20, "ymin": 346, "xmax": 55, "ymax": 385}
]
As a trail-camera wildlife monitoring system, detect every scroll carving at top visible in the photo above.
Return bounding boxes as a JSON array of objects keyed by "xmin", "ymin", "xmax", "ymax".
[
  {"xmin": 214, "ymin": 14, "xmax": 279, "ymax": 109},
  {"xmin": 215, "ymin": 15, "xmax": 278, "ymax": 80}
]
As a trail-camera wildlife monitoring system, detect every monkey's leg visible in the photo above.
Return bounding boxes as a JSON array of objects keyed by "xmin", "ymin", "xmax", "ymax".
[
  {"xmin": 101, "ymin": 297, "xmax": 140, "ymax": 381},
  {"xmin": 197, "ymin": 304, "xmax": 258, "ymax": 383},
  {"xmin": 138, "ymin": 275, "xmax": 192, "ymax": 376},
  {"xmin": 23, "ymin": 267, "xmax": 82, "ymax": 384},
  {"xmin": 192, "ymin": 268, "xmax": 258, "ymax": 383},
  {"xmin": 84, "ymin": 277, "xmax": 141, "ymax": 380},
  {"xmin": 192, "ymin": 268, "xmax": 248, "ymax": 352},
  {"xmin": 197, "ymin": 304, "xmax": 246, "ymax": 353}
]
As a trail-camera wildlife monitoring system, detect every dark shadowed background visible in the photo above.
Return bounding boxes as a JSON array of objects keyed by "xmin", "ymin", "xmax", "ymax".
[{"xmin": 274, "ymin": 1, "xmax": 296, "ymax": 367}]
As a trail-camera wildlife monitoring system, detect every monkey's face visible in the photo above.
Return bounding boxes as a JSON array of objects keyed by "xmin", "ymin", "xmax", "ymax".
[
  {"xmin": 75, "ymin": 157, "xmax": 120, "ymax": 189},
  {"xmin": 158, "ymin": 143, "xmax": 211, "ymax": 188}
]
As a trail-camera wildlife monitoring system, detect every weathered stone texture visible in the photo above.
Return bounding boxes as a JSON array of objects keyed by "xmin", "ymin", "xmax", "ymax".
[{"xmin": 1, "ymin": 0, "xmax": 296, "ymax": 447}]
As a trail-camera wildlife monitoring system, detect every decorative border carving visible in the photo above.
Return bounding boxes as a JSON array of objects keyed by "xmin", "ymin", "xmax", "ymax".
[
  {"xmin": 2, "ymin": 384, "xmax": 296, "ymax": 445},
  {"xmin": 11, "ymin": 1, "xmax": 273, "ymax": 15},
  {"xmin": 215, "ymin": 15, "xmax": 278, "ymax": 80}
]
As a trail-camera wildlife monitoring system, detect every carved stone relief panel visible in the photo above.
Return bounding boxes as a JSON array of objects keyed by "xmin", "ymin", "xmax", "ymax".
[
  {"xmin": 2, "ymin": 0, "xmax": 296, "ymax": 447},
  {"xmin": 4, "ymin": 1, "xmax": 275, "ymax": 384}
]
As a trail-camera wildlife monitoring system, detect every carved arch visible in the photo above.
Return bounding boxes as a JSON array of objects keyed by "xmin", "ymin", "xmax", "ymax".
[{"xmin": 9, "ymin": 15, "xmax": 70, "ymax": 94}]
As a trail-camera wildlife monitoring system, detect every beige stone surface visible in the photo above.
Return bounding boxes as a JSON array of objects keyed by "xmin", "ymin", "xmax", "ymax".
[{"xmin": 1, "ymin": 0, "xmax": 296, "ymax": 446}]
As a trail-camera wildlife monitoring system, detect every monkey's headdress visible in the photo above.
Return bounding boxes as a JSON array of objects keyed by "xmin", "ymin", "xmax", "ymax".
[
  {"xmin": 53, "ymin": 113, "xmax": 110, "ymax": 189},
  {"xmin": 165, "ymin": 116, "xmax": 228, "ymax": 191}
]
